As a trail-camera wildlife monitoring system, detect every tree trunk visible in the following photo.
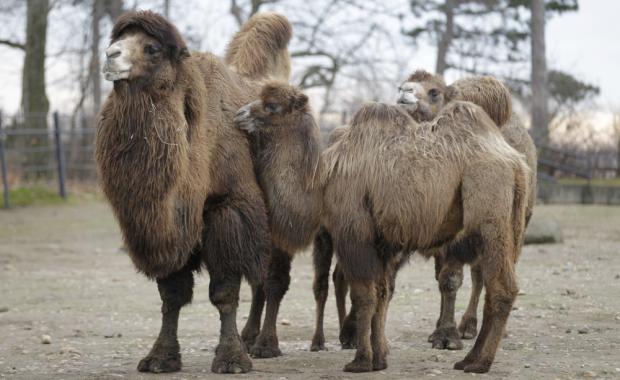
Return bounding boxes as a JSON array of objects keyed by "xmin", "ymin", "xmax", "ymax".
[
  {"xmin": 530, "ymin": 0, "xmax": 549, "ymax": 146},
  {"xmin": 435, "ymin": 0, "xmax": 455, "ymax": 76},
  {"xmin": 104, "ymin": 0, "xmax": 124, "ymax": 21},
  {"xmin": 22, "ymin": 0, "xmax": 49, "ymax": 125},
  {"xmin": 163, "ymin": 0, "xmax": 170, "ymax": 18},
  {"xmin": 22, "ymin": 0, "xmax": 50, "ymax": 173},
  {"xmin": 91, "ymin": 0, "xmax": 104, "ymax": 114}
]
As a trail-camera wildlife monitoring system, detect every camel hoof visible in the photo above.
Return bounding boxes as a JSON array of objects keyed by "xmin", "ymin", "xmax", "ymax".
[
  {"xmin": 428, "ymin": 326, "xmax": 463, "ymax": 350},
  {"xmin": 372, "ymin": 357, "xmax": 388, "ymax": 371},
  {"xmin": 344, "ymin": 358, "xmax": 373, "ymax": 372},
  {"xmin": 463, "ymin": 360, "xmax": 492, "ymax": 373},
  {"xmin": 250, "ymin": 341, "xmax": 282, "ymax": 358},
  {"xmin": 211, "ymin": 339, "xmax": 252, "ymax": 374},
  {"xmin": 137, "ymin": 353, "xmax": 181, "ymax": 373},
  {"xmin": 310, "ymin": 336, "xmax": 327, "ymax": 352},
  {"xmin": 458, "ymin": 317, "xmax": 478, "ymax": 339}
]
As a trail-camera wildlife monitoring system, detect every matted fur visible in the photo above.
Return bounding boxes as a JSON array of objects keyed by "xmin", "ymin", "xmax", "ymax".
[
  {"xmin": 111, "ymin": 10, "xmax": 189, "ymax": 62},
  {"xmin": 225, "ymin": 12, "xmax": 292, "ymax": 81},
  {"xmin": 240, "ymin": 81, "xmax": 323, "ymax": 252},
  {"xmin": 321, "ymin": 100, "xmax": 529, "ymax": 372},
  {"xmin": 96, "ymin": 12, "xmax": 291, "ymax": 281},
  {"xmin": 451, "ymin": 75, "xmax": 512, "ymax": 127}
]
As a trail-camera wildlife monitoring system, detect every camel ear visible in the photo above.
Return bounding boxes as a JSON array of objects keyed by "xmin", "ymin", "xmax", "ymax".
[
  {"xmin": 445, "ymin": 85, "xmax": 458, "ymax": 102},
  {"xmin": 294, "ymin": 93, "xmax": 308, "ymax": 110},
  {"xmin": 179, "ymin": 47, "xmax": 190, "ymax": 59}
]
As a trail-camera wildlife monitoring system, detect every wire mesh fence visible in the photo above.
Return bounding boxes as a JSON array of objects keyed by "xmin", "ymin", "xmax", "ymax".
[{"xmin": 0, "ymin": 111, "xmax": 97, "ymax": 208}]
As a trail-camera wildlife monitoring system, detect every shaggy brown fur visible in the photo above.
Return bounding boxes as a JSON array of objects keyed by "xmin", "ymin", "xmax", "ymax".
[
  {"xmin": 321, "ymin": 101, "xmax": 529, "ymax": 373},
  {"xmin": 225, "ymin": 12, "xmax": 292, "ymax": 81},
  {"xmin": 399, "ymin": 70, "xmax": 511, "ymax": 127},
  {"xmin": 396, "ymin": 71, "xmax": 537, "ymax": 351},
  {"xmin": 95, "ymin": 11, "xmax": 291, "ymax": 374},
  {"xmin": 234, "ymin": 82, "xmax": 323, "ymax": 356}
]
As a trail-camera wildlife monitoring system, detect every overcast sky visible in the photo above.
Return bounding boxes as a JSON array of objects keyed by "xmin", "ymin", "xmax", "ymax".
[{"xmin": 0, "ymin": 0, "xmax": 618, "ymax": 114}]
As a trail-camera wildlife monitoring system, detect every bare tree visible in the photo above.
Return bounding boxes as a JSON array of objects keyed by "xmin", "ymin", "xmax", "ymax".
[
  {"xmin": 229, "ymin": 0, "xmax": 278, "ymax": 26},
  {"xmin": 530, "ymin": 0, "xmax": 548, "ymax": 146}
]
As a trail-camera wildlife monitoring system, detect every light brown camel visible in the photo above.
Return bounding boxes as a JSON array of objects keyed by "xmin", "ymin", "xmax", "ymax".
[
  {"xmin": 233, "ymin": 82, "xmax": 324, "ymax": 356},
  {"xmin": 95, "ymin": 10, "xmax": 291, "ymax": 374},
  {"xmin": 396, "ymin": 70, "xmax": 537, "ymax": 350},
  {"xmin": 321, "ymin": 100, "xmax": 529, "ymax": 373}
]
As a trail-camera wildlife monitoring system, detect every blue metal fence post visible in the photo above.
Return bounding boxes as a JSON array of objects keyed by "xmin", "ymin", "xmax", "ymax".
[
  {"xmin": 0, "ymin": 111, "xmax": 9, "ymax": 208},
  {"xmin": 53, "ymin": 112, "xmax": 67, "ymax": 199}
]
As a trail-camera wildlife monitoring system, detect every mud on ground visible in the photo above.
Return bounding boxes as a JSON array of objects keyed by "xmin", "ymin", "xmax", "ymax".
[{"xmin": 1, "ymin": 202, "xmax": 619, "ymax": 379}]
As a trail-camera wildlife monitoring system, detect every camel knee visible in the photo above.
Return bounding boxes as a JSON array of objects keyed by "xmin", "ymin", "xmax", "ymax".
[
  {"xmin": 438, "ymin": 267, "xmax": 463, "ymax": 293},
  {"xmin": 157, "ymin": 268, "xmax": 195, "ymax": 311},
  {"xmin": 209, "ymin": 279, "xmax": 240, "ymax": 314}
]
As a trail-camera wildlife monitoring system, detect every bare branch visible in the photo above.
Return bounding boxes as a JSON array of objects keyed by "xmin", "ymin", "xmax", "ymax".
[{"xmin": 0, "ymin": 38, "xmax": 25, "ymax": 50}]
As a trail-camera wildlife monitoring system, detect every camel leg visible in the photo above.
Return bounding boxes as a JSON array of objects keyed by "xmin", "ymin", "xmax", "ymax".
[
  {"xmin": 344, "ymin": 280, "xmax": 376, "ymax": 372},
  {"xmin": 209, "ymin": 273, "xmax": 252, "ymax": 374},
  {"xmin": 250, "ymin": 248, "xmax": 292, "ymax": 358},
  {"xmin": 241, "ymin": 283, "xmax": 265, "ymax": 348},
  {"xmin": 371, "ymin": 267, "xmax": 392, "ymax": 371},
  {"xmin": 454, "ymin": 232, "xmax": 518, "ymax": 373},
  {"xmin": 458, "ymin": 263, "xmax": 483, "ymax": 339},
  {"xmin": 311, "ymin": 227, "xmax": 333, "ymax": 351},
  {"xmin": 333, "ymin": 263, "xmax": 349, "ymax": 327},
  {"xmin": 138, "ymin": 264, "xmax": 195, "ymax": 373},
  {"xmin": 428, "ymin": 253, "xmax": 464, "ymax": 350}
]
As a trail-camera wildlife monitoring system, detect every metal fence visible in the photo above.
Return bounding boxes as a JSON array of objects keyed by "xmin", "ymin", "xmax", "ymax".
[{"xmin": 0, "ymin": 111, "xmax": 97, "ymax": 208}]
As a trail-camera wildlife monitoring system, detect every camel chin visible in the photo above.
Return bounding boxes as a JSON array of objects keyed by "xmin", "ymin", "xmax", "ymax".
[{"xmin": 103, "ymin": 70, "xmax": 130, "ymax": 82}]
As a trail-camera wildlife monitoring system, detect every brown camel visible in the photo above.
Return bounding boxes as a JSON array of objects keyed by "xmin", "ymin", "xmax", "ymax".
[
  {"xmin": 95, "ymin": 11, "xmax": 291, "ymax": 374},
  {"xmin": 321, "ymin": 100, "xmax": 529, "ymax": 373},
  {"xmin": 234, "ymin": 82, "xmax": 324, "ymax": 356},
  {"xmin": 396, "ymin": 70, "xmax": 537, "ymax": 350}
]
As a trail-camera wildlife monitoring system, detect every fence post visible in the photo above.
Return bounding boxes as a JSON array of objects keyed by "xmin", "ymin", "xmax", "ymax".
[
  {"xmin": 53, "ymin": 112, "xmax": 67, "ymax": 199},
  {"xmin": 0, "ymin": 111, "xmax": 9, "ymax": 209}
]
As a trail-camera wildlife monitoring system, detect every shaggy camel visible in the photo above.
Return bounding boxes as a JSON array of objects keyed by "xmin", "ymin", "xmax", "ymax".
[
  {"xmin": 234, "ymin": 82, "xmax": 324, "ymax": 356},
  {"xmin": 321, "ymin": 100, "xmax": 529, "ymax": 373},
  {"xmin": 396, "ymin": 70, "xmax": 537, "ymax": 350},
  {"xmin": 95, "ymin": 11, "xmax": 291, "ymax": 374}
]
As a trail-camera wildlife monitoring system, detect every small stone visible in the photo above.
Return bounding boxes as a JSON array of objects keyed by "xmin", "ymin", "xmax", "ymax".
[
  {"xmin": 580, "ymin": 370, "xmax": 595, "ymax": 378},
  {"xmin": 413, "ymin": 288, "xmax": 423, "ymax": 294},
  {"xmin": 578, "ymin": 327, "xmax": 589, "ymax": 334},
  {"xmin": 0, "ymin": 306, "xmax": 8, "ymax": 313},
  {"xmin": 524, "ymin": 363, "xmax": 531, "ymax": 368},
  {"xmin": 614, "ymin": 367, "xmax": 620, "ymax": 372},
  {"xmin": 104, "ymin": 333, "xmax": 122, "ymax": 338},
  {"xmin": 562, "ymin": 289, "xmax": 576, "ymax": 296},
  {"xmin": 41, "ymin": 335, "xmax": 52, "ymax": 344},
  {"xmin": 280, "ymin": 319, "xmax": 291, "ymax": 326},
  {"xmin": 430, "ymin": 369, "xmax": 442, "ymax": 374},
  {"xmin": 518, "ymin": 290, "xmax": 526, "ymax": 296},
  {"xmin": 565, "ymin": 329, "xmax": 572, "ymax": 334},
  {"xmin": 615, "ymin": 274, "xmax": 620, "ymax": 280}
]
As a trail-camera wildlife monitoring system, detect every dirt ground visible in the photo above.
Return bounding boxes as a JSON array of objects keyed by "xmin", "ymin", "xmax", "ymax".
[{"xmin": 1, "ymin": 201, "xmax": 619, "ymax": 380}]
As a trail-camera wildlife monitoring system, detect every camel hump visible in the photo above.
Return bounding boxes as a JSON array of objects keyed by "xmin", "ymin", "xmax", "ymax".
[
  {"xmin": 451, "ymin": 76, "xmax": 512, "ymax": 127},
  {"xmin": 225, "ymin": 12, "xmax": 292, "ymax": 82}
]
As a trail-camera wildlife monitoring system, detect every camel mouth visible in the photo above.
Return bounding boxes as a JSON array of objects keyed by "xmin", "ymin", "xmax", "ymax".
[{"xmin": 103, "ymin": 70, "xmax": 131, "ymax": 82}]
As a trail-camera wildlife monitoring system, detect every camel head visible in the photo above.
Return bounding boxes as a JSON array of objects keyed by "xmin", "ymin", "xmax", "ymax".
[
  {"xmin": 234, "ymin": 81, "xmax": 309, "ymax": 134},
  {"xmin": 397, "ymin": 70, "xmax": 457, "ymax": 121},
  {"xmin": 103, "ymin": 10, "xmax": 189, "ymax": 86}
]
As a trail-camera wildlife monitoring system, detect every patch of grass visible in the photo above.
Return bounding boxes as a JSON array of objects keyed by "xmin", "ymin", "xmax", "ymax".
[
  {"xmin": 557, "ymin": 177, "xmax": 620, "ymax": 187},
  {"xmin": 1, "ymin": 186, "xmax": 66, "ymax": 207}
]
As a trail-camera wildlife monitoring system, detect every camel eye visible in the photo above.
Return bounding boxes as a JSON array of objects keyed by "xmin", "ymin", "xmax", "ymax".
[
  {"xmin": 429, "ymin": 89, "xmax": 440, "ymax": 98},
  {"xmin": 264, "ymin": 102, "xmax": 280, "ymax": 114},
  {"xmin": 144, "ymin": 44, "xmax": 161, "ymax": 55}
]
